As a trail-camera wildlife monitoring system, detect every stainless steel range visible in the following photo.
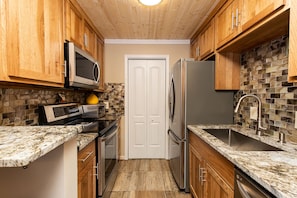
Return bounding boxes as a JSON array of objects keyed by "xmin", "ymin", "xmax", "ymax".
[{"xmin": 39, "ymin": 103, "xmax": 119, "ymax": 198}]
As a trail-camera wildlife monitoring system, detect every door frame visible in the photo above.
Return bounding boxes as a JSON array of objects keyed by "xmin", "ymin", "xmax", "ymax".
[{"xmin": 124, "ymin": 54, "xmax": 170, "ymax": 160}]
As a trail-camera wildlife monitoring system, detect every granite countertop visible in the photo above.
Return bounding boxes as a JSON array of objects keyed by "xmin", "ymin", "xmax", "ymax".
[
  {"xmin": 0, "ymin": 125, "xmax": 82, "ymax": 167},
  {"xmin": 188, "ymin": 124, "xmax": 297, "ymax": 198},
  {"xmin": 77, "ymin": 133, "xmax": 98, "ymax": 151}
]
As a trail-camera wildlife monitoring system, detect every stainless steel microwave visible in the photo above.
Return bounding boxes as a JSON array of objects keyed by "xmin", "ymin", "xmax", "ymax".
[{"xmin": 64, "ymin": 42, "xmax": 100, "ymax": 89}]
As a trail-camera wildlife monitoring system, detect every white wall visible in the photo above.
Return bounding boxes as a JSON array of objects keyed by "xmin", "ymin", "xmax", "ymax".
[{"xmin": 104, "ymin": 42, "xmax": 190, "ymax": 83}]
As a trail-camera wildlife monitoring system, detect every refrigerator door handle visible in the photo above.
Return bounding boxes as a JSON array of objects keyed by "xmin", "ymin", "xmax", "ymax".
[
  {"xmin": 169, "ymin": 76, "xmax": 175, "ymax": 121},
  {"xmin": 168, "ymin": 129, "xmax": 185, "ymax": 144}
]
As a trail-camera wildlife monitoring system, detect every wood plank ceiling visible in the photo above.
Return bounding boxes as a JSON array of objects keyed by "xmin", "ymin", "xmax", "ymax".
[{"xmin": 76, "ymin": 0, "xmax": 220, "ymax": 39}]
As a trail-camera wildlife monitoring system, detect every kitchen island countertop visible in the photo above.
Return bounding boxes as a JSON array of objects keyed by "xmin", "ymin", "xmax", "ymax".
[
  {"xmin": 188, "ymin": 124, "xmax": 297, "ymax": 198},
  {"xmin": 0, "ymin": 125, "xmax": 82, "ymax": 167}
]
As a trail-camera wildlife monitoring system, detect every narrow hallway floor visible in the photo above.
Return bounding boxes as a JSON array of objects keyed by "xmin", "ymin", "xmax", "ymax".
[{"xmin": 110, "ymin": 159, "xmax": 192, "ymax": 198}]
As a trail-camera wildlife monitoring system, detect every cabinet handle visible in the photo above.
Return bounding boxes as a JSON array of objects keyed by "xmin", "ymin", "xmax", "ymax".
[
  {"xmin": 84, "ymin": 33, "xmax": 88, "ymax": 47},
  {"xmin": 235, "ymin": 8, "xmax": 239, "ymax": 27},
  {"xmin": 199, "ymin": 167, "xmax": 206, "ymax": 185},
  {"xmin": 231, "ymin": 12, "xmax": 235, "ymax": 30},
  {"xmin": 79, "ymin": 151, "xmax": 94, "ymax": 163},
  {"xmin": 94, "ymin": 162, "xmax": 98, "ymax": 179},
  {"xmin": 196, "ymin": 46, "xmax": 200, "ymax": 57}
]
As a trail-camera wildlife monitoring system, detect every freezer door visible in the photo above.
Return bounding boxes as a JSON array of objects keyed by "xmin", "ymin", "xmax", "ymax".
[{"xmin": 168, "ymin": 129, "xmax": 185, "ymax": 190}]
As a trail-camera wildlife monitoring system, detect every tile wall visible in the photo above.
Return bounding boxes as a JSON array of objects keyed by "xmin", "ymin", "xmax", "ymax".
[
  {"xmin": 234, "ymin": 35, "xmax": 297, "ymax": 143},
  {"xmin": 99, "ymin": 83, "xmax": 125, "ymax": 116},
  {"xmin": 0, "ymin": 88, "xmax": 86, "ymax": 126}
]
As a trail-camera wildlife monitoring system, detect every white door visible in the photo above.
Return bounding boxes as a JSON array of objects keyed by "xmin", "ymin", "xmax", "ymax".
[{"xmin": 128, "ymin": 59, "xmax": 166, "ymax": 159}]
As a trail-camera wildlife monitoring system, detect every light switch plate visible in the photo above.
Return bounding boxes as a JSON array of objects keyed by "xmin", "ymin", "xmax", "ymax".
[
  {"xmin": 250, "ymin": 107, "xmax": 258, "ymax": 120},
  {"xmin": 295, "ymin": 111, "xmax": 297, "ymax": 129},
  {"xmin": 104, "ymin": 101, "xmax": 109, "ymax": 110}
]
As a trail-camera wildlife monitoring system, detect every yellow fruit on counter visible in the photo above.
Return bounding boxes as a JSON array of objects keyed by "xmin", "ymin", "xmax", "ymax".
[{"xmin": 86, "ymin": 93, "xmax": 99, "ymax": 104}]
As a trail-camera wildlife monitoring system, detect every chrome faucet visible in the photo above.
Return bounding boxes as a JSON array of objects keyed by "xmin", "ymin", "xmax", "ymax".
[{"xmin": 234, "ymin": 94, "xmax": 267, "ymax": 135}]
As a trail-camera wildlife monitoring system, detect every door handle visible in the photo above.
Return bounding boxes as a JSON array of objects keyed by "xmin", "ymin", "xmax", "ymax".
[{"xmin": 168, "ymin": 129, "xmax": 185, "ymax": 144}]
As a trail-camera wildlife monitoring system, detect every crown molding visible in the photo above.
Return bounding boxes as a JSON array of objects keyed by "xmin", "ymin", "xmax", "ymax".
[{"xmin": 104, "ymin": 39, "xmax": 190, "ymax": 45}]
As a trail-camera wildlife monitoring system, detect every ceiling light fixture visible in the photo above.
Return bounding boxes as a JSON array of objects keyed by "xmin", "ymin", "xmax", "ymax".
[{"xmin": 139, "ymin": 0, "xmax": 162, "ymax": 6}]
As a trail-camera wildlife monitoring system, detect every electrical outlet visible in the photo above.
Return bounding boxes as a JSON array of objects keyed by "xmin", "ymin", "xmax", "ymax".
[
  {"xmin": 295, "ymin": 111, "xmax": 297, "ymax": 129},
  {"xmin": 104, "ymin": 101, "xmax": 109, "ymax": 110},
  {"xmin": 250, "ymin": 107, "xmax": 258, "ymax": 120}
]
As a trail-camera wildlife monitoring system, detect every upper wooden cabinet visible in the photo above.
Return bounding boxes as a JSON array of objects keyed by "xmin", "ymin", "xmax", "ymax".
[
  {"xmin": 65, "ymin": 0, "xmax": 98, "ymax": 57},
  {"xmin": 215, "ymin": 0, "xmax": 286, "ymax": 49},
  {"xmin": 197, "ymin": 19, "xmax": 215, "ymax": 60},
  {"xmin": 0, "ymin": 0, "xmax": 64, "ymax": 87},
  {"xmin": 288, "ymin": 0, "xmax": 297, "ymax": 82},
  {"xmin": 215, "ymin": 0, "xmax": 241, "ymax": 49},
  {"xmin": 240, "ymin": 0, "xmax": 285, "ymax": 32},
  {"xmin": 65, "ymin": 0, "xmax": 84, "ymax": 48},
  {"xmin": 83, "ymin": 21, "xmax": 96, "ymax": 57},
  {"xmin": 95, "ymin": 37, "xmax": 105, "ymax": 91}
]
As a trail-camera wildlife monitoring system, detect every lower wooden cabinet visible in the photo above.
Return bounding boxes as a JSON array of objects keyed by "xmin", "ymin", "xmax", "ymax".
[
  {"xmin": 189, "ymin": 131, "xmax": 234, "ymax": 198},
  {"xmin": 78, "ymin": 140, "xmax": 96, "ymax": 198}
]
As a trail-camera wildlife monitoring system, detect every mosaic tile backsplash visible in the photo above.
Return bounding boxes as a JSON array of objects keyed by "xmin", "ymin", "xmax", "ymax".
[
  {"xmin": 99, "ymin": 83, "xmax": 125, "ymax": 116},
  {"xmin": 0, "ymin": 88, "xmax": 86, "ymax": 126},
  {"xmin": 234, "ymin": 36, "xmax": 297, "ymax": 143}
]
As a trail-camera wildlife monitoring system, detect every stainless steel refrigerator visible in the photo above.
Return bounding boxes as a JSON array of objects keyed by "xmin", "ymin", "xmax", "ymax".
[{"xmin": 168, "ymin": 58, "xmax": 234, "ymax": 192}]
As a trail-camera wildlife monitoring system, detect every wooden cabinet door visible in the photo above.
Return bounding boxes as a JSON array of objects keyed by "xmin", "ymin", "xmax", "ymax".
[
  {"xmin": 240, "ymin": 0, "xmax": 285, "ymax": 32},
  {"xmin": 4, "ymin": 0, "xmax": 64, "ymax": 85},
  {"xmin": 65, "ymin": 0, "xmax": 83, "ymax": 48},
  {"xmin": 189, "ymin": 144, "xmax": 204, "ymax": 198},
  {"xmin": 204, "ymin": 163, "xmax": 234, "ymax": 198},
  {"xmin": 215, "ymin": 52, "xmax": 240, "ymax": 90},
  {"xmin": 78, "ymin": 157, "xmax": 96, "ymax": 198},
  {"xmin": 96, "ymin": 37, "xmax": 105, "ymax": 91},
  {"xmin": 289, "ymin": 0, "xmax": 297, "ymax": 82},
  {"xmin": 215, "ymin": 0, "xmax": 241, "ymax": 48},
  {"xmin": 83, "ymin": 21, "xmax": 96, "ymax": 57},
  {"xmin": 198, "ymin": 19, "xmax": 215, "ymax": 60},
  {"xmin": 78, "ymin": 141, "xmax": 96, "ymax": 198}
]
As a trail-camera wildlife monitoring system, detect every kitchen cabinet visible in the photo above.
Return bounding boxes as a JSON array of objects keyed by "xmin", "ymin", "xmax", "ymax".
[
  {"xmin": 289, "ymin": 0, "xmax": 297, "ymax": 82},
  {"xmin": 95, "ymin": 36, "xmax": 105, "ymax": 91},
  {"xmin": 189, "ymin": 144, "xmax": 204, "ymax": 198},
  {"xmin": 65, "ymin": 0, "xmax": 97, "ymax": 57},
  {"xmin": 240, "ymin": 0, "xmax": 285, "ymax": 32},
  {"xmin": 197, "ymin": 18, "xmax": 215, "ymax": 60},
  {"xmin": 83, "ymin": 20, "xmax": 96, "ymax": 57},
  {"xmin": 215, "ymin": 0, "xmax": 241, "ymax": 49},
  {"xmin": 189, "ymin": 131, "xmax": 234, "ymax": 198},
  {"xmin": 65, "ymin": 0, "xmax": 84, "ymax": 48},
  {"xmin": 0, "ymin": 0, "xmax": 64, "ymax": 87},
  {"xmin": 78, "ymin": 140, "xmax": 96, "ymax": 198},
  {"xmin": 215, "ymin": 52, "xmax": 240, "ymax": 90}
]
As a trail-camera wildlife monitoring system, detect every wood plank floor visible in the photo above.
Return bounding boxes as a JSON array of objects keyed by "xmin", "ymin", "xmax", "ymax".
[{"xmin": 110, "ymin": 159, "xmax": 192, "ymax": 198}]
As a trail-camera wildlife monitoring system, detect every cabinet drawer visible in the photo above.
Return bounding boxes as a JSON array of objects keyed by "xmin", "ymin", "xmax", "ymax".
[{"xmin": 78, "ymin": 140, "xmax": 96, "ymax": 170}]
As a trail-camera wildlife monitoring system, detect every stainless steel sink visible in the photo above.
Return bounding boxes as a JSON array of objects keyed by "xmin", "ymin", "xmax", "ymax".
[{"xmin": 203, "ymin": 129, "xmax": 282, "ymax": 151}]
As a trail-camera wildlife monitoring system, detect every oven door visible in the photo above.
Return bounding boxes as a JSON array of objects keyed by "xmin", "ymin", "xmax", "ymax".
[{"xmin": 98, "ymin": 125, "xmax": 119, "ymax": 197}]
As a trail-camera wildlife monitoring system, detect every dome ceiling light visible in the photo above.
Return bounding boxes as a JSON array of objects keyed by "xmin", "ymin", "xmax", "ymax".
[{"xmin": 139, "ymin": 0, "xmax": 162, "ymax": 6}]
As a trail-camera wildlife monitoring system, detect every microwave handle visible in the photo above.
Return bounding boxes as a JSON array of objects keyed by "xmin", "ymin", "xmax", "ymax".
[{"xmin": 93, "ymin": 62, "xmax": 100, "ymax": 83}]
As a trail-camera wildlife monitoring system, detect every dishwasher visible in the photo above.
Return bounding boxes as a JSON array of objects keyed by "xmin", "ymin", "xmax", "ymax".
[{"xmin": 234, "ymin": 167, "xmax": 276, "ymax": 198}]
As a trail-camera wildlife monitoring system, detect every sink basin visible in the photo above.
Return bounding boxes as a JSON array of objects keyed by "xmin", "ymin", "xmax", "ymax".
[{"xmin": 203, "ymin": 129, "xmax": 282, "ymax": 151}]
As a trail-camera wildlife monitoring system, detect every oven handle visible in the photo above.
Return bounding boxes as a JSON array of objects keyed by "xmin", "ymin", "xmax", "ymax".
[{"xmin": 101, "ymin": 127, "xmax": 118, "ymax": 141}]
